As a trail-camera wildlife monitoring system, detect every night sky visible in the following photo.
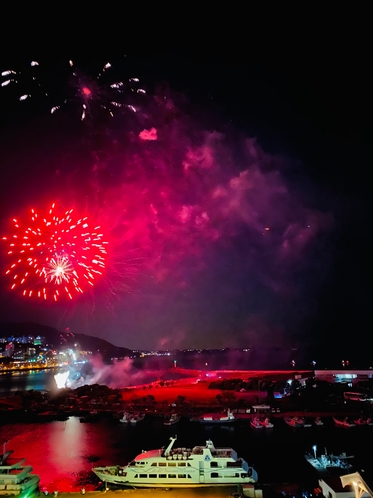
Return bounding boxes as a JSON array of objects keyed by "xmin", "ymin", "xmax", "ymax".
[{"xmin": 0, "ymin": 16, "xmax": 370, "ymax": 353}]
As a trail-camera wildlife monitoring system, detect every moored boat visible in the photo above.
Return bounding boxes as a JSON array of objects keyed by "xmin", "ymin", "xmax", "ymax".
[
  {"xmin": 260, "ymin": 417, "xmax": 274, "ymax": 429},
  {"xmin": 284, "ymin": 416, "xmax": 305, "ymax": 428},
  {"xmin": 333, "ymin": 417, "xmax": 356, "ymax": 428},
  {"xmin": 191, "ymin": 408, "xmax": 238, "ymax": 424},
  {"xmin": 164, "ymin": 413, "xmax": 181, "ymax": 426},
  {"xmin": 119, "ymin": 412, "xmax": 145, "ymax": 424},
  {"xmin": 130, "ymin": 413, "xmax": 145, "ymax": 424},
  {"xmin": 354, "ymin": 417, "xmax": 373, "ymax": 426},
  {"xmin": 250, "ymin": 417, "xmax": 263, "ymax": 429},
  {"xmin": 119, "ymin": 412, "xmax": 132, "ymax": 423},
  {"xmin": 93, "ymin": 436, "xmax": 258, "ymax": 488},
  {"xmin": 305, "ymin": 450, "xmax": 354, "ymax": 476},
  {"xmin": 0, "ymin": 453, "xmax": 40, "ymax": 496}
]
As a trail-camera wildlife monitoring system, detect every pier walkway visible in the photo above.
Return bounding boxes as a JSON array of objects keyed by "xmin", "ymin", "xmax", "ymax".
[{"xmin": 48, "ymin": 489, "xmax": 238, "ymax": 498}]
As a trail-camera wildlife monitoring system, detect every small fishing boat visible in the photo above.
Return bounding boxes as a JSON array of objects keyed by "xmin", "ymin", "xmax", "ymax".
[
  {"xmin": 164, "ymin": 413, "xmax": 181, "ymax": 425},
  {"xmin": 250, "ymin": 417, "xmax": 263, "ymax": 429},
  {"xmin": 119, "ymin": 412, "xmax": 132, "ymax": 423},
  {"xmin": 284, "ymin": 416, "xmax": 305, "ymax": 428},
  {"xmin": 130, "ymin": 413, "xmax": 145, "ymax": 424},
  {"xmin": 333, "ymin": 417, "xmax": 356, "ymax": 428},
  {"xmin": 260, "ymin": 417, "xmax": 274, "ymax": 429},
  {"xmin": 192, "ymin": 408, "xmax": 238, "ymax": 424},
  {"xmin": 305, "ymin": 449, "xmax": 354, "ymax": 476},
  {"xmin": 354, "ymin": 417, "xmax": 373, "ymax": 426}
]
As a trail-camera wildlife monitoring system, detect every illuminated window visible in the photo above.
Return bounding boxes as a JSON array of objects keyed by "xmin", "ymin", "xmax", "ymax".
[
  {"xmin": 151, "ymin": 463, "xmax": 157, "ymax": 467},
  {"xmin": 159, "ymin": 462, "xmax": 166, "ymax": 467},
  {"xmin": 178, "ymin": 462, "xmax": 186, "ymax": 467},
  {"xmin": 168, "ymin": 462, "xmax": 176, "ymax": 467}
]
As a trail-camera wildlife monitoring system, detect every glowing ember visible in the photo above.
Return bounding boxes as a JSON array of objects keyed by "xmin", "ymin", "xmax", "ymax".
[{"xmin": 81, "ymin": 86, "xmax": 92, "ymax": 97}]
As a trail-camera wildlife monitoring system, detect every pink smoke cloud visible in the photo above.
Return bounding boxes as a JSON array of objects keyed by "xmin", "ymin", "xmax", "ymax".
[{"xmin": 139, "ymin": 127, "xmax": 158, "ymax": 140}]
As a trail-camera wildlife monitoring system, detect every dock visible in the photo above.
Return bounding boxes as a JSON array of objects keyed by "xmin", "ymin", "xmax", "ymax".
[{"xmin": 41, "ymin": 489, "xmax": 239, "ymax": 498}]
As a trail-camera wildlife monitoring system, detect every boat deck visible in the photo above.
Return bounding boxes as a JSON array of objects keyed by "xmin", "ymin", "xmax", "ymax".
[{"xmin": 45, "ymin": 488, "xmax": 239, "ymax": 498}]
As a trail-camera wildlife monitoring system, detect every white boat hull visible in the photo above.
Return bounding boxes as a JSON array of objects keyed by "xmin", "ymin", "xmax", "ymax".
[
  {"xmin": 93, "ymin": 437, "xmax": 258, "ymax": 489},
  {"xmin": 94, "ymin": 472, "xmax": 257, "ymax": 488}
]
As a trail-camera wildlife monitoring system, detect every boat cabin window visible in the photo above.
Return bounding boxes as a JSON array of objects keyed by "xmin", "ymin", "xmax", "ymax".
[
  {"xmin": 149, "ymin": 474, "xmax": 157, "ymax": 478},
  {"xmin": 178, "ymin": 462, "xmax": 186, "ymax": 467},
  {"xmin": 168, "ymin": 462, "xmax": 176, "ymax": 467},
  {"xmin": 159, "ymin": 474, "xmax": 167, "ymax": 478},
  {"xmin": 178, "ymin": 474, "xmax": 186, "ymax": 478},
  {"xmin": 168, "ymin": 474, "xmax": 176, "ymax": 478},
  {"xmin": 211, "ymin": 472, "xmax": 219, "ymax": 478},
  {"xmin": 151, "ymin": 463, "xmax": 157, "ymax": 466},
  {"xmin": 210, "ymin": 462, "xmax": 218, "ymax": 468},
  {"xmin": 139, "ymin": 474, "xmax": 147, "ymax": 478},
  {"xmin": 159, "ymin": 462, "xmax": 166, "ymax": 467}
]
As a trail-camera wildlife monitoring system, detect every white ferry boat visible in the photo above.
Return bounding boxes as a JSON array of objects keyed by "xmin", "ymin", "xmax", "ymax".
[{"xmin": 93, "ymin": 437, "xmax": 258, "ymax": 488}]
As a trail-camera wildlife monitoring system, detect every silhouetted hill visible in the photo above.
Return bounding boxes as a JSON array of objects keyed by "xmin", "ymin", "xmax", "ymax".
[{"xmin": 0, "ymin": 322, "xmax": 133, "ymax": 360}]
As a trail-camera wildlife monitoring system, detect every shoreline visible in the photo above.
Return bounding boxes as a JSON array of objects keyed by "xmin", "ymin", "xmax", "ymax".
[{"xmin": 38, "ymin": 489, "xmax": 239, "ymax": 498}]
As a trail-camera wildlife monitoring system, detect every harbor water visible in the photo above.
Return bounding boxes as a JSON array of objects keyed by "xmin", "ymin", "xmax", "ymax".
[
  {"xmin": 1, "ymin": 413, "xmax": 373, "ymax": 492},
  {"xmin": 1, "ymin": 369, "xmax": 373, "ymax": 492}
]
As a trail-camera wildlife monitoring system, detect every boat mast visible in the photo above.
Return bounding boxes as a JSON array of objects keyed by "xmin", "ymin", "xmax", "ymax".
[{"xmin": 164, "ymin": 437, "xmax": 177, "ymax": 457}]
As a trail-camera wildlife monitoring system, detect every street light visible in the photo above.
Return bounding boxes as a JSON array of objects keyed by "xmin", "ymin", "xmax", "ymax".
[{"xmin": 312, "ymin": 445, "xmax": 317, "ymax": 458}]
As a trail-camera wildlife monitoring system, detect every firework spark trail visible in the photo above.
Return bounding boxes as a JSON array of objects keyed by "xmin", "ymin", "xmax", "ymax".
[
  {"xmin": 2, "ymin": 203, "xmax": 108, "ymax": 301},
  {"xmin": 1, "ymin": 60, "xmax": 41, "ymax": 101},
  {"xmin": 1, "ymin": 58, "xmax": 145, "ymax": 120}
]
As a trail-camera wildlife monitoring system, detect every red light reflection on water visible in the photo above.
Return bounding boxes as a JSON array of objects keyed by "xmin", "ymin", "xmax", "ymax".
[{"xmin": 0, "ymin": 418, "xmax": 106, "ymax": 492}]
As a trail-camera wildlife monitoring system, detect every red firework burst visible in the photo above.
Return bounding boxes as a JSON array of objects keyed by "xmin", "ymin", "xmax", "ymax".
[{"xmin": 2, "ymin": 203, "xmax": 108, "ymax": 301}]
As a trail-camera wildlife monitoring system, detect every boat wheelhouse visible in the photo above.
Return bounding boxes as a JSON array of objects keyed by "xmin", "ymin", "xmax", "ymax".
[{"xmin": 0, "ymin": 452, "xmax": 40, "ymax": 496}]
